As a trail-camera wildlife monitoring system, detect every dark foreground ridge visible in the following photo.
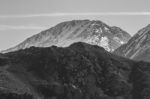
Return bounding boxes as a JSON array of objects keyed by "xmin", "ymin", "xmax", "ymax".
[{"xmin": 0, "ymin": 42, "xmax": 150, "ymax": 99}]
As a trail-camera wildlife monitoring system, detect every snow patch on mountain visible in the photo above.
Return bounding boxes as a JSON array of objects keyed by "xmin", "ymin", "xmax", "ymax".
[
  {"xmin": 99, "ymin": 36, "xmax": 110, "ymax": 51},
  {"xmin": 86, "ymin": 35, "xmax": 110, "ymax": 51},
  {"xmin": 113, "ymin": 37, "xmax": 125, "ymax": 44}
]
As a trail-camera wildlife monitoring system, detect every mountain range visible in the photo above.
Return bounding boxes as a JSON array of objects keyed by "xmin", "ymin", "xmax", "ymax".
[
  {"xmin": 1, "ymin": 19, "xmax": 150, "ymax": 99},
  {"xmin": 0, "ymin": 42, "xmax": 150, "ymax": 99},
  {"xmin": 2, "ymin": 20, "xmax": 131, "ymax": 53}
]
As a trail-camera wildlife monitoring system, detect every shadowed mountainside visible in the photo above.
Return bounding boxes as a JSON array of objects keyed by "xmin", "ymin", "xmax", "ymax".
[{"xmin": 0, "ymin": 42, "xmax": 150, "ymax": 99}]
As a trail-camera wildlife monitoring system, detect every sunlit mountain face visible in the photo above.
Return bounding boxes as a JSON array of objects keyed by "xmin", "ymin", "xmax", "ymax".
[
  {"xmin": 114, "ymin": 24, "xmax": 150, "ymax": 62},
  {"xmin": 2, "ymin": 20, "xmax": 131, "ymax": 53}
]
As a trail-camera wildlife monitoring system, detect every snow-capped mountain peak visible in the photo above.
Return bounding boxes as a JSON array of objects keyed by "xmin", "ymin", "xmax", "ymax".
[{"xmin": 2, "ymin": 20, "xmax": 131, "ymax": 53}]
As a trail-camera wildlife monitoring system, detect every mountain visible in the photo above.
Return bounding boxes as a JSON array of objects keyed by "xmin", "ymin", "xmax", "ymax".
[
  {"xmin": 2, "ymin": 20, "xmax": 131, "ymax": 53},
  {"xmin": 0, "ymin": 42, "xmax": 150, "ymax": 99},
  {"xmin": 114, "ymin": 24, "xmax": 150, "ymax": 62}
]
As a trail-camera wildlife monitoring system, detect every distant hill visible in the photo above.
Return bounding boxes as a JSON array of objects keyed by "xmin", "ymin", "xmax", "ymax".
[
  {"xmin": 114, "ymin": 24, "xmax": 150, "ymax": 62},
  {"xmin": 2, "ymin": 20, "xmax": 131, "ymax": 53},
  {"xmin": 0, "ymin": 42, "xmax": 150, "ymax": 99}
]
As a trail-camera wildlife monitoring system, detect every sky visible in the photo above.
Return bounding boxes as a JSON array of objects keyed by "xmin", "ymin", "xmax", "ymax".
[{"xmin": 0, "ymin": 0, "xmax": 150, "ymax": 51}]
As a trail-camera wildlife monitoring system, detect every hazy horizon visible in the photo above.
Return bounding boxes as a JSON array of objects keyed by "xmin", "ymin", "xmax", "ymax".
[{"xmin": 1, "ymin": 0, "xmax": 150, "ymax": 51}]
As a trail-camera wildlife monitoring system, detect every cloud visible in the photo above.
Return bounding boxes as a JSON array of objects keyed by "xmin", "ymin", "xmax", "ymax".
[
  {"xmin": 1, "ymin": 12, "xmax": 150, "ymax": 18},
  {"xmin": 0, "ymin": 25, "xmax": 47, "ymax": 31}
]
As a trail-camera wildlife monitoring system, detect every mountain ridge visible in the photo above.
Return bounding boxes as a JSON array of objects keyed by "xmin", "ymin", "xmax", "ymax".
[
  {"xmin": 2, "ymin": 20, "xmax": 131, "ymax": 53},
  {"xmin": 0, "ymin": 42, "xmax": 150, "ymax": 99},
  {"xmin": 114, "ymin": 24, "xmax": 150, "ymax": 62}
]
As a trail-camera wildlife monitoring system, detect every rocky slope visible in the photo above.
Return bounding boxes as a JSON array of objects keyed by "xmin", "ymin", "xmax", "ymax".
[
  {"xmin": 0, "ymin": 42, "xmax": 150, "ymax": 99},
  {"xmin": 114, "ymin": 24, "xmax": 150, "ymax": 62},
  {"xmin": 2, "ymin": 20, "xmax": 131, "ymax": 53}
]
